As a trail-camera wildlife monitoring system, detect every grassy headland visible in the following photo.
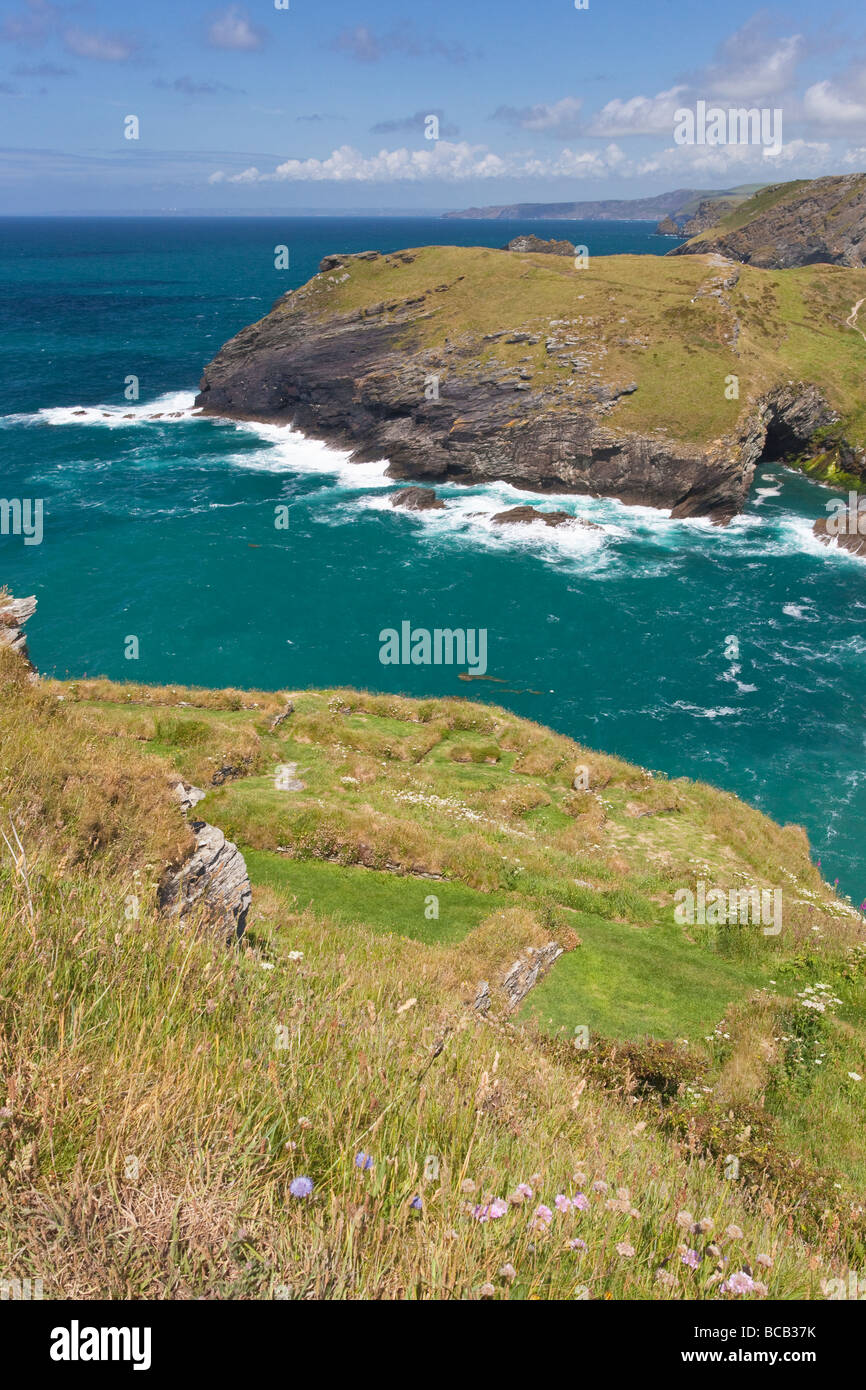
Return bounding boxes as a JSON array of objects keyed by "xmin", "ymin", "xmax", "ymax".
[{"xmin": 1, "ymin": 637, "xmax": 864, "ymax": 1299}]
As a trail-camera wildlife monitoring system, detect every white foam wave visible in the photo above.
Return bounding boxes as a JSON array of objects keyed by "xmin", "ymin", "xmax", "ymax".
[{"xmin": 2, "ymin": 391, "xmax": 200, "ymax": 429}]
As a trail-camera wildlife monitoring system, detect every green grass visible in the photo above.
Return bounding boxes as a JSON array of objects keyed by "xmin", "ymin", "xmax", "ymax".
[
  {"xmin": 245, "ymin": 848, "xmax": 509, "ymax": 945},
  {"xmin": 3, "ymin": 653, "xmax": 865, "ymax": 1299},
  {"xmin": 520, "ymin": 912, "xmax": 770, "ymax": 1041}
]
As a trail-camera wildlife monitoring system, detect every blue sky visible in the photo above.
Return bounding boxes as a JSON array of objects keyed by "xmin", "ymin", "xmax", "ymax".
[{"xmin": 2, "ymin": 0, "xmax": 866, "ymax": 211}]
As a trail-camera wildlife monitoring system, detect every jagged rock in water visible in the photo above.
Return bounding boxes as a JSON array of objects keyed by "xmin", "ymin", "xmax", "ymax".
[
  {"xmin": 813, "ymin": 509, "xmax": 866, "ymax": 557},
  {"xmin": 503, "ymin": 235, "xmax": 576, "ymax": 257},
  {"xmin": 491, "ymin": 505, "xmax": 594, "ymax": 528},
  {"xmin": 390, "ymin": 486, "xmax": 445, "ymax": 511},
  {"xmin": 655, "ymin": 216, "xmax": 680, "ymax": 236},
  {"xmin": 502, "ymin": 943, "xmax": 563, "ymax": 1010},
  {"xmin": 159, "ymin": 821, "xmax": 251, "ymax": 941},
  {"xmin": 0, "ymin": 593, "xmax": 38, "ymax": 677}
]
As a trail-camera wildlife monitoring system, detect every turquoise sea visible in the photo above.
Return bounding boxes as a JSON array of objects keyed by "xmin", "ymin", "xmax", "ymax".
[{"xmin": 1, "ymin": 216, "xmax": 865, "ymax": 900}]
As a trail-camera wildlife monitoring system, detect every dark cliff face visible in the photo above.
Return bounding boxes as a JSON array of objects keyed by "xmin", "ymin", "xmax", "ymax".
[
  {"xmin": 670, "ymin": 175, "xmax": 866, "ymax": 269},
  {"xmin": 194, "ymin": 250, "xmax": 842, "ymax": 523}
]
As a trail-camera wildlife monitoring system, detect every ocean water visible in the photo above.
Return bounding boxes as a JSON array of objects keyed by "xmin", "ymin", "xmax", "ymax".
[{"xmin": 1, "ymin": 216, "xmax": 865, "ymax": 902}]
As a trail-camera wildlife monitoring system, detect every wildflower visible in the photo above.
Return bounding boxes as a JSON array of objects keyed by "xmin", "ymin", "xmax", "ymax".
[
  {"xmin": 568, "ymin": 1238, "xmax": 587, "ymax": 1251},
  {"xmin": 681, "ymin": 1249, "xmax": 701, "ymax": 1269},
  {"xmin": 572, "ymin": 1171, "xmax": 587, "ymax": 1185},
  {"xmin": 592, "ymin": 1180, "xmax": 608, "ymax": 1194},
  {"xmin": 409, "ymin": 1195, "xmax": 423, "ymax": 1210},
  {"xmin": 656, "ymin": 1269, "xmax": 677, "ymax": 1287},
  {"xmin": 531, "ymin": 1204, "xmax": 553, "ymax": 1229},
  {"xmin": 511, "ymin": 1182, "xmax": 533, "ymax": 1202},
  {"xmin": 724, "ymin": 1224, "xmax": 743, "ymax": 1240},
  {"xmin": 555, "ymin": 1194, "xmax": 572, "ymax": 1213},
  {"xmin": 460, "ymin": 1178, "xmax": 477, "ymax": 1195},
  {"xmin": 287, "ymin": 950, "xmax": 303, "ymax": 961},
  {"xmin": 629, "ymin": 1208, "xmax": 642, "ymax": 1220},
  {"xmin": 498, "ymin": 1263, "xmax": 517, "ymax": 1282},
  {"xmin": 755, "ymin": 1253, "xmax": 773, "ymax": 1269},
  {"xmin": 698, "ymin": 1217, "xmax": 714, "ymax": 1234},
  {"xmin": 572, "ymin": 1193, "xmax": 589, "ymax": 1211},
  {"xmin": 848, "ymin": 1072, "xmax": 863, "ymax": 1082},
  {"xmin": 479, "ymin": 1283, "xmax": 496, "ymax": 1299},
  {"xmin": 615, "ymin": 1241, "xmax": 635, "ymax": 1258},
  {"xmin": 616, "ymin": 1187, "xmax": 630, "ymax": 1202},
  {"xmin": 289, "ymin": 1176, "xmax": 313, "ymax": 1199},
  {"xmin": 675, "ymin": 1210, "xmax": 694, "ymax": 1229},
  {"xmin": 354, "ymin": 1151, "xmax": 374, "ymax": 1170},
  {"xmin": 472, "ymin": 1197, "xmax": 507, "ymax": 1222},
  {"xmin": 707, "ymin": 1244, "xmax": 722, "ymax": 1260},
  {"xmin": 721, "ymin": 1270, "xmax": 756, "ymax": 1295}
]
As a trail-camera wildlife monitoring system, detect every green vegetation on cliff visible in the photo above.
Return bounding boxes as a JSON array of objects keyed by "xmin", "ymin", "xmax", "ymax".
[
  {"xmin": 283, "ymin": 243, "xmax": 866, "ymax": 454},
  {"xmin": 1, "ymin": 631, "xmax": 864, "ymax": 1298}
]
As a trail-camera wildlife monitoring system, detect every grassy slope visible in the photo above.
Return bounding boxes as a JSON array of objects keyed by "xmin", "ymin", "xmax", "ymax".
[
  {"xmin": 285, "ymin": 243, "xmax": 866, "ymax": 450},
  {"xmin": 3, "ymin": 646, "xmax": 864, "ymax": 1298}
]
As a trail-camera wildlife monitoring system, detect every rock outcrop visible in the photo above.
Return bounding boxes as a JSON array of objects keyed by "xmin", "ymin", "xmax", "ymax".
[
  {"xmin": 390, "ymin": 486, "xmax": 445, "ymax": 511},
  {"xmin": 503, "ymin": 235, "xmax": 575, "ymax": 256},
  {"xmin": 491, "ymin": 505, "xmax": 571, "ymax": 527},
  {"xmin": 813, "ymin": 507, "xmax": 866, "ymax": 557},
  {"xmin": 0, "ymin": 592, "xmax": 37, "ymax": 677},
  {"xmin": 195, "ymin": 244, "xmax": 866, "ymax": 522},
  {"xmin": 670, "ymin": 175, "xmax": 866, "ymax": 269},
  {"xmin": 502, "ymin": 943, "xmax": 564, "ymax": 1010},
  {"xmin": 655, "ymin": 216, "xmax": 680, "ymax": 236},
  {"xmin": 159, "ymin": 820, "xmax": 251, "ymax": 941}
]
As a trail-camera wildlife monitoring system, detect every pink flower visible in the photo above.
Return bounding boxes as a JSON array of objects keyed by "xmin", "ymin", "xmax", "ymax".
[
  {"xmin": 722, "ymin": 1270, "xmax": 757, "ymax": 1295},
  {"xmin": 592, "ymin": 1180, "xmax": 608, "ymax": 1194},
  {"xmin": 572, "ymin": 1193, "xmax": 589, "ymax": 1211},
  {"xmin": 515, "ymin": 1183, "xmax": 533, "ymax": 1199},
  {"xmin": 681, "ymin": 1249, "xmax": 701, "ymax": 1269},
  {"xmin": 568, "ymin": 1238, "xmax": 587, "ymax": 1251},
  {"xmin": 555, "ymin": 1194, "xmax": 572, "ymax": 1213},
  {"xmin": 615, "ymin": 1241, "xmax": 635, "ymax": 1258},
  {"xmin": 531, "ymin": 1204, "xmax": 553, "ymax": 1229}
]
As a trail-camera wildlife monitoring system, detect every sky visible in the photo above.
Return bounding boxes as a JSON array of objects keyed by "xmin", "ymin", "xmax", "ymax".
[{"xmin": 2, "ymin": 0, "xmax": 866, "ymax": 212}]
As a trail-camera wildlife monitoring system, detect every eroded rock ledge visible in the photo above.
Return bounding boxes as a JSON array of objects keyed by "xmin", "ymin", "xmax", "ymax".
[{"xmin": 195, "ymin": 247, "xmax": 857, "ymax": 523}]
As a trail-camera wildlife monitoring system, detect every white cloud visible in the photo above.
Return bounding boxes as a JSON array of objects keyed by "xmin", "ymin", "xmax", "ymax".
[
  {"xmin": 636, "ymin": 137, "xmax": 831, "ymax": 178},
  {"xmin": 804, "ymin": 80, "xmax": 866, "ymax": 130},
  {"xmin": 207, "ymin": 6, "xmax": 263, "ymax": 52},
  {"xmin": 492, "ymin": 97, "xmax": 583, "ymax": 136},
  {"xmin": 63, "ymin": 28, "xmax": 137, "ymax": 62},
  {"xmin": 704, "ymin": 22, "xmax": 805, "ymax": 102},
  {"xmin": 210, "ymin": 140, "xmax": 631, "ymax": 184},
  {"xmin": 586, "ymin": 87, "xmax": 687, "ymax": 137}
]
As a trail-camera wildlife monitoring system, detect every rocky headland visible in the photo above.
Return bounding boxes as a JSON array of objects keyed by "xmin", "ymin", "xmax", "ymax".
[{"xmin": 195, "ymin": 236, "xmax": 866, "ymax": 524}]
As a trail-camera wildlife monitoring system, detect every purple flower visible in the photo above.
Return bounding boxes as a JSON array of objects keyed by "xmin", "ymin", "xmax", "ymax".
[
  {"xmin": 289, "ymin": 1176, "xmax": 313, "ymax": 1199},
  {"xmin": 568, "ymin": 1238, "xmax": 587, "ymax": 1251},
  {"xmin": 722, "ymin": 1270, "xmax": 756, "ymax": 1295},
  {"xmin": 555, "ymin": 1194, "xmax": 572, "ymax": 1213},
  {"xmin": 354, "ymin": 1151, "xmax": 373, "ymax": 1170},
  {"xmin": 572, "ymin": 1193, "xmax": 589, "ymax": 1211},
  {"xmin": 409, "ymin": 1195, "xmax": 423, "ymax": 1210},
  {"xmin": 681, "ymin": 1249, "xmax": 701, "ymax": 1269}
]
